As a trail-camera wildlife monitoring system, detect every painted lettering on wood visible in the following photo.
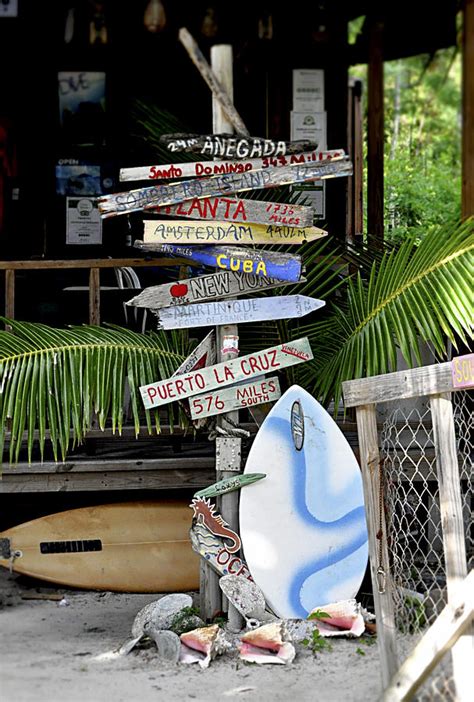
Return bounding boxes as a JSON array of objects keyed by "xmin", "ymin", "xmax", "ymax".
[
  {"xmin": 190, "ymin": 524, "xmax": 253, "ymax": 581},
  {"xmin": 135, "ymin": 242, "xmax": 302, "ymax": 283},
  {"xmin": 160, "ymin": 133, "xmax": 318, "ymax": 158},
  {"xmin": 451, "ymin": 353, "xmax": 474, "ymax": 389},
  {"xmin": 172, "ymin": 330, "xmax": 215, "ymax": 376},
  {"xmin": 98, "ymin": 158, "xmax": 352, "ymax": 218},
  {"xmin": 127, "ymin": 270, "xmax": 302, "ymax": 310},
  {"xmin": 120, "ymin": 149, "xmax": 346, "ymax": 182},
  {"xmin": 154, "ymin": 295, "xmax": 325, "ymax": 330},
  {"xmin": 140, "ymin": 337, "xmax": 313, "ymax": 409},
  {"xmin": 143, "ymin": 220, "xmax": 326, "ymax": 246},
  {"xmin": 152, "ymin": 197, "xmax": 314, "ymax": 227},
  {"xmin": 189, "ymin": 377, "xmax": 281, "ymax": 419},
  {"xmin": 194, "ymin": 473, "xmax": 266, "ymax": 499}
]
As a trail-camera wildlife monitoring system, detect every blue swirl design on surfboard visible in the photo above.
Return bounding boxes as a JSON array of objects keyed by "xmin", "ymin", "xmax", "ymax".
[{"xmin": 240, "ymin": 385, "xmax": 368, "ymax": 619}]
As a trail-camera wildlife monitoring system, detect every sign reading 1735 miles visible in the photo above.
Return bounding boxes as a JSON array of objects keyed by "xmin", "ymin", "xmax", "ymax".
[{"xmin": 140, "ymin": 337, "xmax": 313, "ymax": 409}]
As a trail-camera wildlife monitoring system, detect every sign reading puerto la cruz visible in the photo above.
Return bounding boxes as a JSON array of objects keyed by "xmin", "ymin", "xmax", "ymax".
[
  {"xmin": 140, "ymin": 337, "xmax": 313, "ymax": 409},
  {"xmin": 98, "ymin": 158, "xmax": 352, "ymax": 218},
  {"xmin": 152, "ymin": 197, "xmax": 314, "ymax": 227},
  {"xmin": 120, "ymin": 149, "xmax": 345, "ymax": 182},
  {"xmin": 135, "ymin": 242, "xmax": 303, "ymax": 283},
  {"xmin": 143, "ymin": 220, "xmax": 326, "ymax": 246},
  {"xmin": 189, "ymin": 377, "xmax": 281, "ymax": 419},
  {"xmin": 127, "ymin": 269, "xmax": 301, "ymax": 311},
  {"xmin": 154, "ymin": 295, "xmax": 325, "ymax": 330}
]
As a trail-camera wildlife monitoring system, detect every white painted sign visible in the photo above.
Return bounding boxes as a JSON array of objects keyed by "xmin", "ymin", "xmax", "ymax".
[
  {"xmin": 119, "ymin": 149, "xmax": 345, "ymax": 182},
  {"xmin": 140, "ymin": 337, "xmax": 313, "ymax": 409},
  {"xmin": 189, "ymin": 377, "xmax": 281, "ymax": 419},
  {"xmin": 155, "ymin": 295, "xmax": 325, "ymax": 330},
  {"xmin": 172, "ymin": 330, "xmax": 215, "ymax": 376},
  {"xmin": 143, "ymin": 220, "xmax": 326, "ymax": 245},
  {"xmin": 127, "ymin": 270, "xmax": 299, "ymax": 310}
]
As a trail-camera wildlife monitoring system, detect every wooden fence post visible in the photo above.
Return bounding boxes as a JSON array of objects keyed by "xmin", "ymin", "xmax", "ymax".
[
  {"xmin": 430, "ymin": 393, "xmax": 472, "ymax": 702},
  {"xmin": 355, "ymin": 403, "xmax": 398, "ymax": 687}
]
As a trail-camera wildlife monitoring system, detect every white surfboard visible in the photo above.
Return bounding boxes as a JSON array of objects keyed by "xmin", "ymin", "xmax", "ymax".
[{"xmin": 239, "ymin": 385, "xmax": 368, "ymax": 619}]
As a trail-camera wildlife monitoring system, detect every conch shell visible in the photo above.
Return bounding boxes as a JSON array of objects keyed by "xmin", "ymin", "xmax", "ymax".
[
  {"xmin": 180, "ymin": 624, "xmax": 230, "ymax": 668},
  {"xmin": 308, "ymin": 599, "xmax": 365, "ymax": 637},
  {"xmin": 238, "ymin": 622, "xmax": 295, "ymax": 664}
]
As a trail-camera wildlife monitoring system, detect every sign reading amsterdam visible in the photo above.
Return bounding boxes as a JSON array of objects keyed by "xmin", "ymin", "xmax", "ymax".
[
  {"xmin": 98, "ymin": 159, "xmax": 352, "ymax": 218},
  {"xmin": 143, "ymin": 220, "xmax": 326, "ymax": 245},
  {"xmin": 119, "ymin": 149, "xmax": 345, "ymax": 182},
  {"xmin": 140, "ymin": 337, "xmax": 313, "ymax": 409},
  {"xmin": 135, "ymin": 242, "xmax": 303, "ymax": 282},
  {"xmin": 189, "ymin": 377, "xmax": 281, "ymax": 419},
  {"xmin": 127, "ymin": 270, "xmax": 299, "ymax": 310},
  {"xmin": 154, "ymin": 295, "xmax": 325, "ymax": 330}
]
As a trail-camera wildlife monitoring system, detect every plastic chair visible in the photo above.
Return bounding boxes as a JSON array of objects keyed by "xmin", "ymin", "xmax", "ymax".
[{"xmin": 114, "ymin": 266, "xmax": 148, "ymax": 333}]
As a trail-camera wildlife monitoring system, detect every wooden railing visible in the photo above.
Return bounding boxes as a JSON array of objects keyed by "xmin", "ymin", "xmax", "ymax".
[{"xmin": 0, "ymin": 257, "xmax": 192, "ymax": 326}]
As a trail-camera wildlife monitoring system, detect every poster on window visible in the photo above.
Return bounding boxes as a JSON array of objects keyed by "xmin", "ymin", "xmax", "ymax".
[
  {"xmin": 58, "ymin": 71, "xmax": 106, "ymax": 144},
  {"xmin": 66, "ymin": 197, "xmax": 102, "ymax": 245}
]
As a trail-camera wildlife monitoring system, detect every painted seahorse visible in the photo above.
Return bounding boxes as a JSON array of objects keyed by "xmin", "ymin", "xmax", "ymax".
[{"xmin": 190, "ymin": 497, "xmax": 241, "ymax": 553}]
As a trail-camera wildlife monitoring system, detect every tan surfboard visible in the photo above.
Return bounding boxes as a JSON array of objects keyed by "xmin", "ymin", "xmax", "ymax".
[{"xmin": 0, "ymin": 500, "xmax": 199, "ymax": 592}]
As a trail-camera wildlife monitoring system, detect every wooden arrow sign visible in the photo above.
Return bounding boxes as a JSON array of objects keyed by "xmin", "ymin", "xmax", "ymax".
[
  {"xmin": 160, "ymin": 133, "xmax": 318, "ymax": 158},
  {"xmin": 119, "ymin": 149, "xmax": 346, "ymax": 182},
  {"xmin": 194, "ymin": 473, "xmax": 266, "ymax": 499},
  {"xmin": 172, "ymin": 329, "xmax": 215, "ymax": 376},
  {"xmin": 151, "ymin": 197, "xmax": 314, "ymax": 227},
  {"xmin": 127, "ymin": 270, "xmax": 301, "ymax": 310},
  {"xmin": 154, "ymin": 295, "xmax": 325, "ymax": 330},
  {"xmin": 143, "ymin": 220, "xmax": 326, "ymax": 246},
  {"xmin": 190, "ymin": 524, "xmax": 253, "ymax": 581},
  {"xmin": 189, "ymin": 376, "xmax": 281, "ymax": 419},
  {"xmin": 140, "ymin": 337, "xmax": 313, "ymax": 409},
  {"xmin": 98, "ymin": 158, "xmax": 352, "ymax": 218},
  {"xmin": 135, "ymin": 242, "xmax": 303, "ymax": 282}
]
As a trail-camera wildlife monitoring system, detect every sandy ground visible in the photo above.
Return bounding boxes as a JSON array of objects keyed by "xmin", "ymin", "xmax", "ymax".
[{"xmin": 0, "ymin": 568, "xmax": 384, "ymax": 702}]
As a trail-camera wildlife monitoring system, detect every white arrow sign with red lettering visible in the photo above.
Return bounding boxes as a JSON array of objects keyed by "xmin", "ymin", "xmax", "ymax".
[
  {"xmin": 140, "ymin": 337, "xmax": 313, "ymax": 409},
  {"xmin": 154, "ymin": 295, "xmax": 325, "ymax": 330}
]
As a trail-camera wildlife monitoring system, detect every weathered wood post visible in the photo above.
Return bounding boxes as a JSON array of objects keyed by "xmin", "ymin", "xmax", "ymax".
[{"xmin": 211, "ymin": 43, "xmax": 244, "ymax": 632}]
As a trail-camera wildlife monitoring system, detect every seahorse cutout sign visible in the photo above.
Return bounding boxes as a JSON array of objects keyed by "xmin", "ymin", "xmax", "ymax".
[{"xmin": 190, "ymin": 497, "xmax": 241, "ymax": 553}]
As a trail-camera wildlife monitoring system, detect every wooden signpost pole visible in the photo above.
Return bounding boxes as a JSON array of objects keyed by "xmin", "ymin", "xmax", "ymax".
[{"xmin": 211, "ymin": 43, "xmax": 243, "ymax": 632}]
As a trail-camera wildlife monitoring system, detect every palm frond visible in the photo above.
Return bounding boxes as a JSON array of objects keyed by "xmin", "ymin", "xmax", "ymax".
[
  {"xmin": 294, "ymin": 218, "xmax": 474, "ymax": 409},
  {"xmin": 0, "ymin": 320, "xmax": 191, "ymax": 464}
]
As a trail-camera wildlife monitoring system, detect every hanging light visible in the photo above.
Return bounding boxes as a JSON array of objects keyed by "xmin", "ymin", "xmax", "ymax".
[{"xmin": 144, "ymin": 0, "xmax": 166, "ymax": 33}]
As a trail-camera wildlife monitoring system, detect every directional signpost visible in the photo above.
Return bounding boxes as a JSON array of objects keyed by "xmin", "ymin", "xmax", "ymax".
[
  {"xmin": 194, "ymin": 473, "xmax": 266, "ymax": 499},
  {"xmin": 160, "ymin": 133, "xmax": 318, "ymax": 158},
  {"xmin": 135, "ymin": 242, "xmax": 303, "ymax": 282},
  {"xmin": 143, "ymin": 220, "xmax": 327, "ymax": 245},
  {"xmin": 140, "ymin": 337, "xmax": 313, "ymax": 409},
  {"xmin": 127, "ymin": 269, "xmax": 303, "ymax": 311},
  {"xmin": 154, "ymin": 295, "xmax": 325, "ymax": 330},
  {"xmin": 98, "ymin": 158, "xmax": 352, "ymax": 218},
  {"xmin": 189, "ymin": 376, "xmax": 281, "ymax": 419},
  {"xmin": 120, "ymin": 149, "xmax": 346, "ymax": 182},
  {"xmin": 172, "ymin": 329, "xmax": 215, "ymax": 376},
  {"xmin": 150, "ymin": 197, "xmax": 315, "ymax": 227}
]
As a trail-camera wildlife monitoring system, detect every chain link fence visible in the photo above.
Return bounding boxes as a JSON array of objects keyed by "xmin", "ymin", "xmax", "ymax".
[{"xmin": 381, "ymin": 390, "xmax": 473, "ymax": 701}]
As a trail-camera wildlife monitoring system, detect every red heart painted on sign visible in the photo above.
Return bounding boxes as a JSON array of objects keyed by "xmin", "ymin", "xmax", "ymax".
[{"xmin": 170, "ymin": 282, "xmax": 188, "ymax": 297}]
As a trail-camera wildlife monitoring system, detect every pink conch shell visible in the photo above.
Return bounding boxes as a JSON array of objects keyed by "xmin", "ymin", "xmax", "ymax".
[
  {"xmin": 238, "ymin": 641, "xmax": 295, "ymax": 665},
  {"xmin": 308, "ymin": 599, "xmax": 365, "ymax": 637},
  {"xmin": 180, "ymin": 624, "xmax": 230, "ymax": 669},
  {"xmin": 240, "ymin": 622, "xmax": 289, "ymax": 651},
  {"xmin": 239, "ymin": 622, "xmax": 295, "ymax": 664}
]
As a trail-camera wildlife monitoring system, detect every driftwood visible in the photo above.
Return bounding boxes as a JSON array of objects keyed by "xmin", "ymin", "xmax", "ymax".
[
  {"xmin": 119, "ymin": 149, "xmax": 346, "ymax": 182},
  {"xmin": 98, "ymin": 159, "xmax": 352, "ymax": 218},
  {"xmin": 134, "ymin": 241, "xmax": 303, "ymax": 282},
  {"xmin": 143, "ymin": 220, "xmax": 326, "ymax": 245},
  {"xmin": 160, "ymin": 132, "xmax": 318, "ymax": 158}
]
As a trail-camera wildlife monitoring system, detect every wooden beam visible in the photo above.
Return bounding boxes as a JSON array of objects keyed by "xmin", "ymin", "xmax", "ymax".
[
  {"xmin": 353, "ymin": 80, "xmax": 364, "ymax": 236},
  {"xmin": 382, "ymin": 570, "xmax": 474, "ymax": 702},
  {"xmin": 430, "ymin": 393, "xmax": 472, "ymax": 702},
  {"xmin": 462, "ymin": 0, "xmax": 474, "ymax": 217},
  {"xmin": 89, "ymin": 267, "xmax": 100, "ymax": 326},
  {"xmin": 355, "ymin": 403, "xmax": 398, "ymax": 687},
  {"xmin": 0, "ymin": 258, "xmax": 193, "ymax": 270},
  {"xmin": 5, "ymin": 269, "xmax": 15, "ymax": 320},
  {"xmin": 367, "ymin": 15, "xmax": 384, "ymax": 246},
  {"xmin": 343, "ymin": 361, "xmax": 456, "ymax": 407}
]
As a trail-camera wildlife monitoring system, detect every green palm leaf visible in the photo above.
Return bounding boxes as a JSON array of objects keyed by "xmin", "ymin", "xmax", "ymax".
[
  {"xmin": 0, "ymin": 321, "xmax": 192, "ymax": 464},
  {"xmin": 294, "ymin": 218, "xmax": 474, "ymax": 409}
]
